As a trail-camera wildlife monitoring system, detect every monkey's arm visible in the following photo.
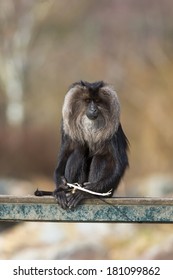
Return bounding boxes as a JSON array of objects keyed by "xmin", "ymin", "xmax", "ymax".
[
  {"xmin": 53, "ymin": 130, "xmax": 76, "ymax": 208},
  {"xmin": 54, "ymin": 138, "xmax": 72, "ymax": 185},
  {"xmin": 67, "ymin": 124, "xmax": 129, "ymax": 208},
  {"xmin": 35, "ymin": 126, "xmax": 73, "ymax": 208}
]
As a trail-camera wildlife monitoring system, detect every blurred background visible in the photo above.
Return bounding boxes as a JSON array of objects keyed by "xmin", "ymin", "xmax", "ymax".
[{"xmin": 0, "ymin": 0, "xmax": 173, "ymax": 260}]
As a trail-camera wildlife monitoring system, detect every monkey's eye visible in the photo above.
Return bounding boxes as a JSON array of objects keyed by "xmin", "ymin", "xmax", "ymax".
[
  {"xmin": 95, "ymin": 98, "xmax": 100, "ymax": 104},
  {"xmin": 85, "ymin": 98, "xmax": 91, "ymax": 103}
]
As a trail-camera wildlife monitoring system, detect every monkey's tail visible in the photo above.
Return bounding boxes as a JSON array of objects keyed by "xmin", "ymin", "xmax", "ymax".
[{"xmin": 34, "ymin": 189, "xmax": 53, "ymax": 196}]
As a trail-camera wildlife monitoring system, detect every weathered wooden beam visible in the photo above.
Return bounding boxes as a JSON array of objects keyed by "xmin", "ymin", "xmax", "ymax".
[{"xmin": 0, "ymin": 195, "xmax": 173, "ymax": 223}]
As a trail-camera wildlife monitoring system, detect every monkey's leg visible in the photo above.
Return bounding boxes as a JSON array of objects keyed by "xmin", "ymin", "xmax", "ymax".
[
  {"xmin": 67, "ymin": 154, "xmax": 115, "ymax": 209},
  {"xmin": 54, "ymin": 149, "xmax": 88, "ymax": 209},
  {"xmin": 64, "ymin": 148, "xmax": 89, "ymax": 184}
]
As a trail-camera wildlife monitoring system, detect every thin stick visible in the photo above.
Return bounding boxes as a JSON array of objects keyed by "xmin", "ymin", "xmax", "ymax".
[{"xmin": 67, "ymin": 183, "xmax": 112, "ymax": 197}]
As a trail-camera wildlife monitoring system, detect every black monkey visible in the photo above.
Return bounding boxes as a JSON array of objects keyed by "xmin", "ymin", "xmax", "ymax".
[{"xmin": 35, "ymin": 81, "xmax": 129, "ymax": 209}]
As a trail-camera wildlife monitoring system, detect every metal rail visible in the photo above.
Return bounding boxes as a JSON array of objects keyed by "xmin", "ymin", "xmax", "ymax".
[{"xmin": 0, "ymin": 195, "xmax": 173, "ymax": 223}]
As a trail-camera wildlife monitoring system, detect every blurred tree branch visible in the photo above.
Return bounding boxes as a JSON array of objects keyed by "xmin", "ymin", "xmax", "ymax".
[{"xmin": 0, "ymin": 0, "xmax": 53, "ymax": 126}]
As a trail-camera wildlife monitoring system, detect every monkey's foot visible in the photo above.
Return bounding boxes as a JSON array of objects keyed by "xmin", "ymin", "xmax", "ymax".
[
  {"xmin": 67, "ymin": 191, "xmax": 89, "ymax": 209},
  {"xmin": 53, "ymin": 189, "xmax": 68, "ymax": 209}
]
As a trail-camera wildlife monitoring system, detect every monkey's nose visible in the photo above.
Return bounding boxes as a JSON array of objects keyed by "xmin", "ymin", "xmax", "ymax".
[{"xmin": 86, "ymin": 110, "xmax": 98, "ymax": 120}]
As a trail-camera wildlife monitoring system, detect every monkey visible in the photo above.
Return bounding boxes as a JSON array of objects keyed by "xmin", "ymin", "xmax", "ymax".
[{"xmin": 35, "ymin": 81, "xmax": 129, "ymax": 209}]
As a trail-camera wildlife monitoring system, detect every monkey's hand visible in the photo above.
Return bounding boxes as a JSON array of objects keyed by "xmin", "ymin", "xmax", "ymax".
[
  {"xmin": 66, "ymin": 182, "xmax": 112, "ymax": 209},
  {"xmin": 66, "ymin": 183, "xmax": 95, "ymax": 209},
  {"xmin": 67, "ymin": 190, "xmax": 91, "ymax": 209},
  {"xmin": 53, "ymin": 177, "xmax": 69, "ymax": 209},
  {"xmin": 53, "ymin": 188, "xmax": 68, "ymax": 209}
]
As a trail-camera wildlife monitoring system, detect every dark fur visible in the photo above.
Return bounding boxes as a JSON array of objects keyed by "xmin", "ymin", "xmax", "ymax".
[{"xmin": 35, "ymin": 81, "xmax": 129, "ymax": 209}]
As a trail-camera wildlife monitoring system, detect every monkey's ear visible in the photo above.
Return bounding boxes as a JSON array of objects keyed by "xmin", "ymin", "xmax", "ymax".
[
  {"xmin": 80, "ymin": 80, "xmax": 87, "ymax": 87},
  {"xmin": 69, "ymin": 80, "xmax": 105, "ymax": 90},
  {"xmin": 69, "ymin": 81, "xmax": 84, "ymax": 89},
  {"xmin": 69, "ymin": 80, "xmax": 91, "ymax": 89}
]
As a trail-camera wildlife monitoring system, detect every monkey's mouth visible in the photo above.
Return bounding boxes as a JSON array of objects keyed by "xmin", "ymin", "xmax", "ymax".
[
  {"xmin": 86, "ymin": 112, "xmax": 98, "ymax": 120},
  {"xmin": 82, "ymin": 114, "xmax": 105, "ymax": 131},
  {"xmin": 87, "ymin": 115, "xmax": 98, "ymax": 120}
]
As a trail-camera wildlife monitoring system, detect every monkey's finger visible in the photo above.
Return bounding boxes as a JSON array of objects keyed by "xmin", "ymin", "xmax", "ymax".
[
  {"xmin": 67, "ymin": 192, "xmax": 85, "ymax": 209},
  {"xmin": 53, "ymin": 190, "xmax": 68, "ymax": 209}
]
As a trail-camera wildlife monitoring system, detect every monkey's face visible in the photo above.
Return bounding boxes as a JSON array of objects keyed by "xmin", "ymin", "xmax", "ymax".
[
  {"xmin": 86, "ymin": 100, "xmax": 99, "ymax": 120},
  {"xmin": 82, "ymin": 95, "xmax": 106, "ymax": 134},
  {"xmin": 62, "ymin": 81, "xmax": 120, "ymax": 145},
  {"xmin": 83, "ymin": 93, "xmax": 106, "ymax": 124}
]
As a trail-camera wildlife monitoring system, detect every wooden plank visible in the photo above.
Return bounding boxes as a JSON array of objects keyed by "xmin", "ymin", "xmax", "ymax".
[{"xmin": 0, "ymin": 195, "xmax": 173, "ymax": 223}]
